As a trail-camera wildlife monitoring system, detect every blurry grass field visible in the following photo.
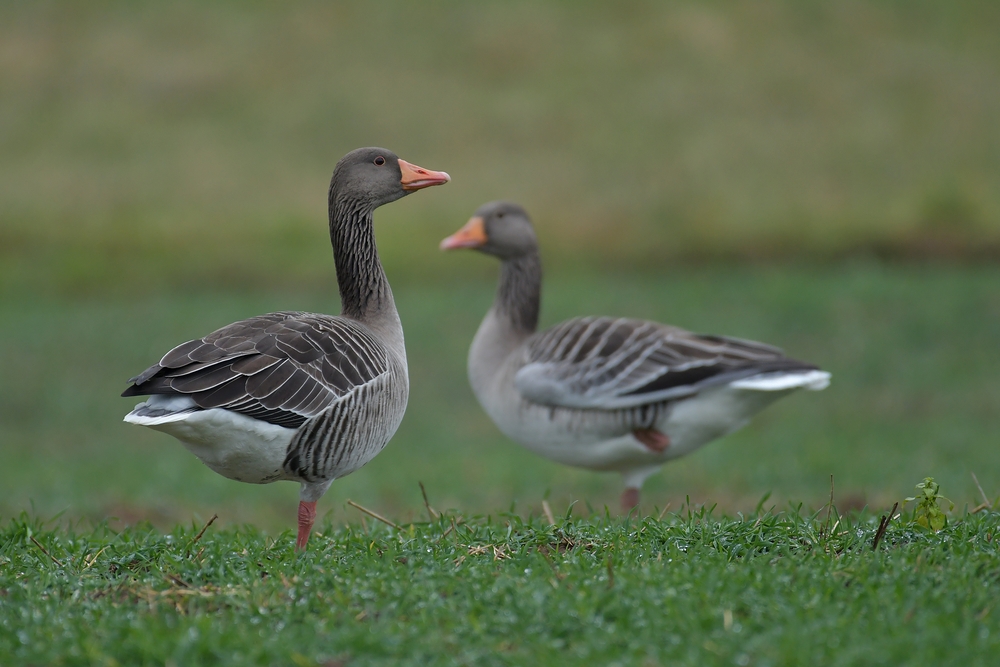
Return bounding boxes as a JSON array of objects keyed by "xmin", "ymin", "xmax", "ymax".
[
  {"xmin": 2, "ymin": 264, "xmax": 999, "ymax": 532},
  {"xmin": 3, "ymin": 1, "xmax": 1000, "ymax": 300}
]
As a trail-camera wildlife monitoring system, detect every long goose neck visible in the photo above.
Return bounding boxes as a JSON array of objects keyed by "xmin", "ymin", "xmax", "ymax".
[
  {"xmin": 468, "ymin": 251, "xmax": 541, "ymax": 395},
  {"xmin": 329, "ymin": 196, "xmax": 402, "ymax": 350},
  {"xmin": 495, "ymin": 251, "xmax": 542, "ymax": 335}
]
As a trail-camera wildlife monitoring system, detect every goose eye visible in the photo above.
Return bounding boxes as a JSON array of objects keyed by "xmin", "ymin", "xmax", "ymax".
[
  {"xmin": 497, "ymin": 212, "xmax": 505, "ymax": 218},
  {"xmin": 374, "ymin": 156, "xmax": 386, "ymax": 166}
]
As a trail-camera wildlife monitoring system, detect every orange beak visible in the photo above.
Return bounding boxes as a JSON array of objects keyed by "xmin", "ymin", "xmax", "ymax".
[
  {"xmin": 440, "ymin": 216, "xmax": 488, "ymax": 250},
  {"xmin": 399, "ymin": 159, "xmax": 451, "ymax": 191}
]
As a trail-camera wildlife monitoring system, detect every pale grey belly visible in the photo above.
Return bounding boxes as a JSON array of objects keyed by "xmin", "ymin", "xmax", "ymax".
[{"xmin": 479, "ymin": 385, "xmax": 795, "ymax": 473}]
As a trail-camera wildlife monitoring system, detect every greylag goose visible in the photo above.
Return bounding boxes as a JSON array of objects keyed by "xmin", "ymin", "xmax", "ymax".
[
  {"xmin": 441, "ymin": 201, "xmax": 829, "ymax": 510},
  {"xmin": 123, "ymin": 147, "xmax": 449, "ymax": 549}
]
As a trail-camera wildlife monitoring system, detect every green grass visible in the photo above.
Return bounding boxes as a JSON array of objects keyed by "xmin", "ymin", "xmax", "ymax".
[{"xmin": 3, "ymin": 504, "xmax": 999, "ymax": 666}]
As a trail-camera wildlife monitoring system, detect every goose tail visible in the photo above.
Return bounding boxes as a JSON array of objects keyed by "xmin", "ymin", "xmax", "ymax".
[
  {"xmin": 729, "ymin": 370, "xmax": 831, "ymax": 392},
  {"xmin": 123, "ymin": 395, "xmax": 199, "ymax": 426}
]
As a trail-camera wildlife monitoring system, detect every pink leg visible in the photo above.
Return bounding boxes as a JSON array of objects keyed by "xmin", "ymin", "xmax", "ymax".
[
  {"xmin": 633, "ymin": 428, "xmax": 670, "ymax": 452},
  {"xmin": 621, "ymin": 487, "xmax": 640, "ymax": 511},
  {"xmin": 296, "ymin": 500, "xmax": 317, "ymax": 550}
]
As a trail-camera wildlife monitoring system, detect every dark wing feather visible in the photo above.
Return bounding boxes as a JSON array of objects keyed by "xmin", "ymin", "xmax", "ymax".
[
  {"xmin": 122, "ymin": 311, "xmax": 389, "ymax": 429},
  {"xmin": 514, "ymin": 317, "xmax": 817, "ymax": 409}
]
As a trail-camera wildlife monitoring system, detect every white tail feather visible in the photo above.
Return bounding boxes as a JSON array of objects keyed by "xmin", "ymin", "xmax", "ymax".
[
  {"xmin": 123, "ymin": 395, "xmax": 199, "ymax": 426},
  {"xmin": 729, "ymin": 370, "xmax": 831, "ymax": 392}
]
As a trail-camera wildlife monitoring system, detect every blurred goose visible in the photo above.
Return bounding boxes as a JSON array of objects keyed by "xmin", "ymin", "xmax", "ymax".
[
  {"xmin": 123, "ymin": 147, "xmax": 449, "ymax": 549},
  {"xmin": 441, "ymin": 201, "xmax": 829, "ymax": 510}
]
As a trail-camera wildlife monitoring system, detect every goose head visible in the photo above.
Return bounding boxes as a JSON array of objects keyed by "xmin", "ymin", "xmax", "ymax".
[
  {"xmin": 440, "ymin": 201, "xmax": 538, "ymax": 260},
  {"xmin": 331, "ymin": 147, "xmax": 450, "ymax": 210}
]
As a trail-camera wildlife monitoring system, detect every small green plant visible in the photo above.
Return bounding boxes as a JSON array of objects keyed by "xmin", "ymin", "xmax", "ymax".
[{"xmin": 904, "ymin": 477, "xmax": 954, "ymax": 531}]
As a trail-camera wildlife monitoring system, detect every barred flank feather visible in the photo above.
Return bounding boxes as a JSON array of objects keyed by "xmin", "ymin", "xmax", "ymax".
[{"xmin": 284, "ymin": 373, "xmax": 407, "ymax": 482}]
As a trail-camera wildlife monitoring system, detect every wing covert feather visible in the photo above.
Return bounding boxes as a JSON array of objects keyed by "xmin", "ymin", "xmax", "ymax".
[
  {"xmin": 122, "ymin": 312, "xmax": 389, "ymax": 429},
  {"xmin": 514, "ymin": 317, "xmax": 816, "ymax": 409}
]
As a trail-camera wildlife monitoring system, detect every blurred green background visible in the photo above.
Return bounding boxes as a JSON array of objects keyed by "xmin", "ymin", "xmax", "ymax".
[{"xmin": 2, "ymin": 1, "xmax": 999, "ymax": 531}]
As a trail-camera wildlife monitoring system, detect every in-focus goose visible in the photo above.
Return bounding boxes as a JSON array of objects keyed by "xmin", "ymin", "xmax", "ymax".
[
  {"xmin": 123, "ymin": 147, "xmax": 449, "ymax": 549},
  {"xmin": 441, "ymin": 201, "xmax": 829, "ymax": 510}
]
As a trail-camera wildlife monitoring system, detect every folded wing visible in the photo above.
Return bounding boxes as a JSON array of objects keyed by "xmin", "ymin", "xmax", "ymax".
[
  {"xmin": 514, "ymin": 317, "xmax": 818, "ymax": 410},
  {"xmin": 122, "ymin": 311, "xmax": 388, "ymax": 429}
]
